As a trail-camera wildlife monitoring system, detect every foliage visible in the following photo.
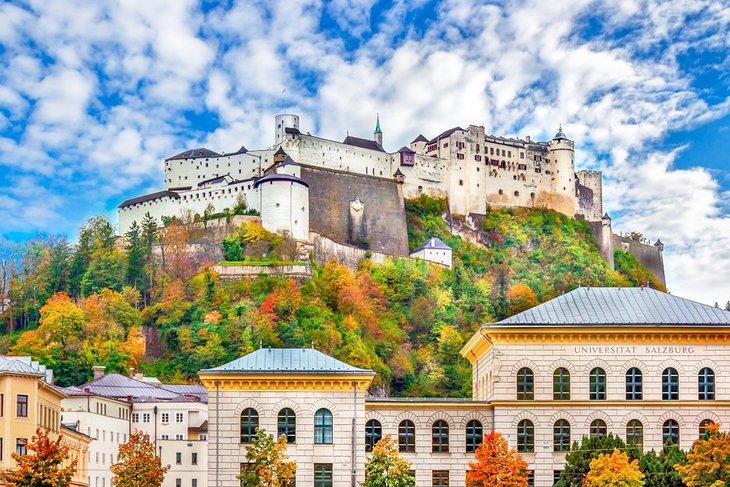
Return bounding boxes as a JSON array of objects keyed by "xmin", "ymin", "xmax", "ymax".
[
  {"xmin": 222, "ymin": 222, "xmax": 296, "ymax": 262},
  {"xmin": 556, "ymin": 434, "xmax": 639, "ymax": 487},
  {"xmin": 111, "ymin": 431, "xmax": 170, "ymax": 487},
  {"xmin": 364, "ymin": 435, "xmax": 415, "ymax": 487},
  {"xmin": 614, "ymin": 250, "xmax": 666, "ymax": 291},
  {"xmin": 466, "ymin": 432, "xmax": 529, "ymax": 487},
  {"xmin": 585, "ymin": 449, "xmax": 645, "ymax": 487},
  {"xmin": 0, "ymin": 427, "xmax": 76, "ymax": 487},
  {"xmin": 675, "ymin": 422, "xmax": 730, "ymax": 487},
  {"xmin": 640, "ymin": 442, "xmax": 687, "ymax": 487},
  {"xmin": 238, "ymin": 429, "xmax": 296, "ymax": 487}
]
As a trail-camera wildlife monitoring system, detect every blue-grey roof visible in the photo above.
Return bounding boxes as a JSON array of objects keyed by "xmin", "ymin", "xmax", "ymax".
[
  {"xmin": 412, "ymin": 237, "xmax": 452, "ymax": 253},
  {"xmin": 254, "ymin": 173, "xmax": 309, "ymax": 188},
  {"xmin": 200, "ymin": 348, "xmax": 374, "ymax": 375},
  {"xmin": 79, "ymin": 374, "xmax": 181, "ymax": 400},
  {"xmin": 496, "ymin": 287, "xmax": 730, "ymax": 326},
  {"xmin": 0, "ymin": 357, "xmax": 45, "ymax": 376}
]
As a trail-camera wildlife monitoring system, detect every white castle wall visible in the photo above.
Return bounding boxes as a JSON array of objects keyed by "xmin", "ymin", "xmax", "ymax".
[
  {"xmin": 164, "ymin": 150, "xmax": 273, "ymax": 190},
  {"xmin": 280, "ymin": 135, "xmax": 391, "ymax": 178},
  {"xmin": 258, "ymin": 178, "xmax": 309, "ymax": 241}
]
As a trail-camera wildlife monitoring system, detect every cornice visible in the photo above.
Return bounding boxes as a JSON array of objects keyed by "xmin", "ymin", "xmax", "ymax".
[{"xmin": 198, "ymin": 373, "xmax": 374, "ymax": 392}]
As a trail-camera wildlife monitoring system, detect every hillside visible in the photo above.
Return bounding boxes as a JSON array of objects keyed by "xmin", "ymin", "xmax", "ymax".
[{"xmin": 0, "ymin": 199, "xmax": 663, "ymax": 396}]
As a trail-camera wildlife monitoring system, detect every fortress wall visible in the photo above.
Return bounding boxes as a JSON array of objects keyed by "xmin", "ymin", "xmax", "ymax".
[
  {"xmin": 398, "ymin": 154, "xmax": 449, "ymax": 199},
  {"xmin": 312, "ymin": 233, "xmax": 391, "ymax": 269},
  {"xmin": 576, "ymin": 170, "xmax": 603, "ymax": 221},
  {"xmin": 612, "ymin": 234, "xmax": 666, "ymax": 286},
  {"xmin": 301, "ymin": 166, "xmax": 410, "ymax": 256},
  {"xmin": 577, "ymin": 184, "xmax": 596, "ymax": 221},
  {"xmin": 165, "ymin": 150, "xmax": 273, "ymax": 190},
  {"xmin": 282, "ymin": 135, "xmax": 391, "ymax": 177}
]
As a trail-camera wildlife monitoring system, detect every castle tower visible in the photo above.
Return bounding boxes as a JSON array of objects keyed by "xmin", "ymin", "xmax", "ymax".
[
  {"xmin": 255, "ymin": 172, "xmax": 309, "ymax": 241},
  {"xmin": 374, "ymin": 113, "xmax": 383, "ymax": 147},
  {"xmin": 601, "ymin": 212, "xmax": 614, "ymax": 270},
  {"xmin": 548, "ymin": 125, "xmax": 577, "ymax": 214},
  {"xmin": 274, "ymin": 113, "xmax": 300, "ymax": 146}
]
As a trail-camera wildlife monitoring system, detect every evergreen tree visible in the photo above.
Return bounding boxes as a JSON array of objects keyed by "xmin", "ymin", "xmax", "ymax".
[
  {"xmin": 640, "ymin": 442, "xmax": 687, "ymax": 487},
  {"xmin": 125, "ymin": 221, "xmax": 144, "ymax": 291},
  {"xmin": 46, "ymin": 236, "xmax": 71, "ymax": 295},
  {"xmin": 69, "ymin": 216, "xmax": 116, "ymax": 296},
  {"xmin": 725, "ymin": 301, "xmax": 730, "ymax": 312}
]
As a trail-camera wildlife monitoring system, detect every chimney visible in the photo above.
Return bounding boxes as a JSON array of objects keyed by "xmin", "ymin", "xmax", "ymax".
[
  {"xmin": 134, "ymin": 372, "xmax": 143, "ymax": 381},
  {"xmin": 93, "ymin": 366, "xmax": 106, "ymax": 380},
  {"xmin": 129, "ymin": 367, "xmax": 135, "ymax": 378}
]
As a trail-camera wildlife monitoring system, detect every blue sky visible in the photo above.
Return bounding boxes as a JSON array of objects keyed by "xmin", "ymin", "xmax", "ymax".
[{"xmin": 0, "ymin": 0, "xmax": 729, "ymax": 304}]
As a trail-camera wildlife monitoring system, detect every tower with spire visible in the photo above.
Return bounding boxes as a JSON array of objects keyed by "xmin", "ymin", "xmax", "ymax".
[{"xmin": 374, "ymin": 113, "xmax": 383, "ymax": 147}]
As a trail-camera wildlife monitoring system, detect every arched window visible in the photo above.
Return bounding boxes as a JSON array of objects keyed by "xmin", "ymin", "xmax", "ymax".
[
  {"xmin": 590, "ymin": 368, "xmax": 606, "ymax": 400},
  {"xmin": 517, "ymin": 368, "xmax": 534, "ymax": 400},
  {"xmin": 553, "ymin": 368, "xmax": 570, "ymax": 400},
  {"xmin": 517, "ymin": 419, "xmax": 534, "ymax": 453},
  {"xmin": 365, "ymin": 419, "xmax": 382, "ymax": 452},
  {"xmin": 590, "ymin": 419, "xmax": 607, "ymax": 438},
  {"xmin": 663, "ymin": 419, "xmax": 680, "ymax": 446},
  {"xmin": 277, "ymin": 408, "xmax": 296, "ymax": 443},
  {"xmin": 662, "ymin": 368, "xmax": 679, "ymax": 400},
  {"xmin": 699, "ymin": 419, "xmax": 713, "ymax": 438},
  {"xmin": 465, "ymin": 420, "xmax": 483, "ymax": 453},
  {"xmin": 432, "ymin": 420, "xmax": 449, "ymax": 453},
  {"xmin": 314, "ymin": 408, "xmax": 333, "ymax": 444},
  {"xmin": 553, "ymin": 420, "xmax": 571, "ymax": 452},
  {"xmin": 626, "ymin": 420, "xmax": 643, "ymax": 449},
  {"xmin": 698, "ymin": 368, "xmax": 715, "ymax": 400},
  {"xmin": 398, "ymin": 420, "xmax": 416, "ymax": 453},
  {"xmin": 240, "ymin": 408, "xmax": 259, "ymax": 444},
  {"xmin": 626, "ymin": 368, "xmax": 643, "ymax": 400}
]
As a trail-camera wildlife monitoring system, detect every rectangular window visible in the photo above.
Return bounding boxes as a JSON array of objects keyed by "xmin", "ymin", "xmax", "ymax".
[
  {"xmin": 16, "ymin": 438, "xmax": 27, "ymax": 456},
  {"xmin": 554, "ymin": 471, "xmax": 563, "ymax": 486},
  {"xmin": 432, "ymin": 470, "xmax": 449, "ymax": 487},
  {"xmin": 16, "ymin": 395, "xmax": 28, "ymax": 417},
  {"xmin": 176, "ymin": 413, "xmax": 184, "ymax": 423},
  {"xmin": 161, "ymin": 413, "xmax": 169, "ymax": 423},
  {"xmin": 0, "ymin": 437, "xmax": 3, "ymax": 460},
  {"xmin": 192, "ymin": 452, "xmax": 198, "ymax": 465},
  {"xmin": 176, "ymin": 452, "xmax": 181, "ymax": 465},
  {"xmin": 176, "ymin": 479, "xmax": 181, "ymax": 487},
  {"xmin": 314, "ymin": 464, "xmax": 333, "ymax": 487},
  {"xmin": 161, "ymin": 435, "xmax": 169, "ymax": 440},
  {"xmin": 527, "ymin": 471, "xmax": 534, "ymax": 487},
  {"xmin": 143, "ymin": 413, "xmax": 150, "ymax": 423},
  {"xmin": 456, "ymin": 153, "xmax": 465, "ymax": 160},
  {"xmin": 132, "ymin": 413, "xmax": 139, "ymax": 423},
  {"xmin": 192, "ymin": 481, "xmax": 197, "ymax": 487}
]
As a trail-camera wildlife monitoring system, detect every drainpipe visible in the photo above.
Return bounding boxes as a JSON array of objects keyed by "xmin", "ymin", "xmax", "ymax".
[
  {"xmin": 216, "ymin": 382, "xmax": 220, "ymax": 487},
  {"xmin": 352, "ymin": 381, "xmax": 357, "ymax": 487}
]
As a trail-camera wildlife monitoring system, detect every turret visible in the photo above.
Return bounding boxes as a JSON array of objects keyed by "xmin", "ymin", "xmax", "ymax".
[
  {"xmin": 548, "ymin": 124, "xmax": 576, "ymax": 196},
  {"xmin": 600, "ymin": 212, "xmax": 615, "ymax": 270},
  {"xmin": 654, "ymin": 239, "xmax": 664, "ymax": 252},
  {"xmin": 274, "ymin": 113, "xmax": 300, "ymax": 146},
  {"xmin": 374, "ymin": 113, "xmax": 383, "ymax": 147},
  {"xmin": 255, "ymin": 172, "xmax": 309, "ymax": 241}
]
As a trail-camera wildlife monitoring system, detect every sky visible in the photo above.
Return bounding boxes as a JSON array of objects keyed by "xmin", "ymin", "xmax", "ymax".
[{"xmin": 0, "ymin": 0, "xmax": 729, "ymax": 305}]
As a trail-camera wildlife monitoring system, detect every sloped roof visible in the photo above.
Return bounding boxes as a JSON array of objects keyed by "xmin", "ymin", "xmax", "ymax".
[
  {"xmin": 197, "ymin": 173, "xmax": 233, "ymax": 187},
  {"xmin": 161, "ymin": 384, "xmax": 208, "ymax": 402},
  {"xmin": 427, "ymin": 127, "xmax": 465, "ymax": 145},
  {"xmin": 397, "ymin": 146, "xmax": 415, "ymax": 154},
  {"xmin": 0, "ymin": 357, "xmax": 45, "ymax": 377},
  {"xmin": 118, "ymin": 190, "xmax": 180, "ymax": 209},
  {"xmin": 254, "ymin": 173, "xmax": 309, "ymax": 188},
  {"xmin": 200, "ymin": 348, "xmax": 374, "ymax": 375},
  {"xmin": 496, "ymin": 287, "xmax": 730, "ymax": 326},
  {"xmin": 78, "ymin": 374, "xmax": 181, "ymax": 400},
  {"xmin": 411, "ymin": 134, "xmax": 428, "ymax": 144},
  {"xmin": 165, "ymin": 148, "xmax": 221, "ymax": 161},
  {"xmin": 342, "ymin": 135, "xmax": 385, "ymax": 152},
  {"xmin": 412, "ymin": 237, "xmax": 452, "ymax": 253}
]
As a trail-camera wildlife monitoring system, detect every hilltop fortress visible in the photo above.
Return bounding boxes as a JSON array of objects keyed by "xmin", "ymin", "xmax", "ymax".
[{"xmin": 118, "ymin": 114, "xmax": 665, "ymax": 283}]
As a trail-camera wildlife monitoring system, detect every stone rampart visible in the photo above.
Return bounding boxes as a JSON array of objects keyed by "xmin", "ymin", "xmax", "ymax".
[
  {"xmin": 213, "ymin": 263, "xmax": 312, "ymax": 280},
  {"xmin": 613, "ymin": 234, "xmax": 666, "ymax": 286},
  {"xmin": 312, "ymin": 233, "xmax": 392, "ymax": 269}
]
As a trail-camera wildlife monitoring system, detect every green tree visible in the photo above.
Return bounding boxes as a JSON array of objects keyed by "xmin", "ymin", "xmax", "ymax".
[
  {"xmin": 0, "ymin": 427, "xmax": 76, "ymax": 487},
  {"xmin": 69, "ymin": 216, "xmax": 116, "ymax": 297},
  {"xmin": 239, "ymin": 429, "xmax": 296, "ymax": 487},
  {"xmin": 111, "ymin": 431, "xmax": 169, "ymax": 487},
  {"xmin": 639, "ymin": 442, "xmax": 687, "ymax": 487},
  {"xmin": 364, "ymin": 435, "xmax": 415, "ymax": 487},
  {"xmin": 556, "ymin": 434, "xmax": 638, "ymax": 487}
]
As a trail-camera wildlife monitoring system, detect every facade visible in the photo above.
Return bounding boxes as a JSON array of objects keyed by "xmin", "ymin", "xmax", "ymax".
[{"xmin": 409, "ymin": 237, "xmax": 453, "ymax": 268}]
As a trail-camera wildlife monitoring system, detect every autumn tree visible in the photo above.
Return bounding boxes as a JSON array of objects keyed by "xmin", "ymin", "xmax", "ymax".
[
  {"xmin": 364, "ymin": 435, "xmax": 415, "ymax": 487},
  {"xmin": 239, "ymin": 429, "xmax": 296, "ymax": 487},
  {"xmin": 506, "ymin": 283, "xmax": 537, "ymax": 315},
  {"xmin": 555, "ymin": 433, "xmax": 638, "ymax": 487},
  {"xmin": 675, "ymin": 422, "xmax": 730, "ymax": 487},
  {"xmin": 111, "ymin": 431, "xmax": 169, "ymax": 487},
  {"xmin": 466, "ymin": 432, "xmax": 529, "ymax": 487},
  {"xmin": 0, "ymin": 427, "xmax": 76, "ymax": 487},
  {"xmin": 584, "ymin": 449, "xmax": 644, "ymax": 487}
]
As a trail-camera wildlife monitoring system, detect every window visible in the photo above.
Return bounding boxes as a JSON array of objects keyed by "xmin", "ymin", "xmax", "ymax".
[
  {"xmin": 0, "ymin": 437, "xmax": 2, "ymax": 460},
  {"xmin": 16, "ymin": 395, "xmax": 28, "ymax": 417},
  {"xmin": 16, "ymin": 438, "xmax": 26, "ymax": 456},
  {"xmin": 663, "ymin": 419, "xmax": 680, "ymax": 446},
  {"xmin": 143, "ymin": 413, "xmax": 151, "ymax": 423},
  {"xmin": 626, "ymin": 420, "xmax": 643, "ymax": 449},
  {"xmin": 1, "ymin": 393, "xmax": 3, "ymax": 416},
  {"xmin": 432, "ymin": 470, "xmax": 449, "ymax": 486},
  {"xmin": 277, "ymin": 408, "xmax": 296, "ymax": 444},
  {"xmin": 432, "ymin": 420, "xmax": 449, "ymax": 453},
  {"xmin": 554, "ymin": 471, "xmax": 563, "ymax": 485},
  {"xmin": 517, "ymin": 420, "xmax": 534, "ymax": 453},
  {"xmin": 517, "ymin": 368, "xmax": 534, "ymax": 400},
  {"xmin": 662, "ymin": 368, "xmax": 679, "ymax": 400},
  {"xmin": 175, "ymin": 434, "xmax": 183, "ymax": 440},
  {"xmin": 314, "ymin": 408, "xmax": 333, "ymax": 444},
  {"xmin": 626, "ymin": 368, "xmax": 643, "ymax": 400},
  {"xmin": 176, "ymin": 413, "xmax": 184, "ymax": 423},
  {"xmin": 132, "ymin": 413, "xmax": 139, "ymax": 423},
  {"xmin": 398, "ymin": 420, "xmax": 416, "ymax": 453},
  {"xmin": 590, "ymin": 419, "xmax": 607, "ymax": 438},
  {"xmin": 176, "ymin": 452, "xmax": 181, "ymax": 465},
  {"xmin": 465, "ymin": 420, "xmax": 483, "ymax": 453},
  {"xmin": 176, "ymin": 479, "xmax": 181, "ymax": 487},
  {"xmin": 699, "ymin": 419, "xmax": 713, "ymax": 437},
  {"xmin": 527, "ymin": 471, "xmax": 534, "ymax": 487},
  {"xmin": 192, "ymin": 480, "xmax": 197, "ymax": 487},
  {"xmin": 553, "ymin": 420, "xmax": 570, "ymax": 452},
  {"xmin": 365, "ymin": 419, "xmax": 382, "ymax": 453},
  {"xmin": 553, "ymin": 368, "xmax": 570, "ymax": 400},
  {"xmin": 161, "ymin": 413, "xmax": 169, "ymax": 423},
  {"xmin": 698, "ymin": 368, "xmax": 715, "ymax": 400},
  {"xmin": 240, "ymin": 408, "xmax": 259, "ymax": 444},
  {"xmin": 589, "ymin": 368, "xmax": 606, "ymax": 400},
  {"xmin": 192, "ymin": 452, "xmax": 198, "ymax": 465},
  {"xmin": 314, "ymin": 463, "xmax": 332, "ymax": 487}
]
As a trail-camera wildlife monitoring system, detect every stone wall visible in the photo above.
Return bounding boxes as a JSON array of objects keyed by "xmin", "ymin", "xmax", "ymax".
[
  {"xmin": 312, "ymin": 233, "xmax": 392, "ymax": 269},
  {"xmin": 613, "ymin": 234, "xmax": 666, "ymax": 286},
  {"xmin": 213, "ymin": 263, "xmax": 312, "ymax": 280}
]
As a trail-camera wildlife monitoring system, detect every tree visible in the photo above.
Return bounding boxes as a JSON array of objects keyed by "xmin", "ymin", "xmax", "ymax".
[
  {"xmin": 725, "ymin": 301, "xmax": 730, "ymax": 312},
  {"xmin": 0, "ymin": 427, "xmax": 76, "ymax": 487},
  {"xmin": 675, "ymin": 422, "xmax": 730, "ymax": 487},
  {"xmin": 111, "ymin": 431, "xmax": 169, "ymax": 487},
  {"xmin": 239, "ymin": 429, "xmax": 296, "ymax": 487},
  {"xmin": 466, "ymin": 432, "xmax": 529, "ymax": 487},
  {"xmin": 639, "ymin": 442, "xmax": 687, "ymax": 487},
  {"xmin": 364, "ymin": 435, "xmax": 415, "ymax": 487},
  {"xmin": 556, "ymin": 433, "xmax": 637, "ymax": 487},
  {"xmin": 506, "ymin": 283, "xmax": 537, "ymax": 315},
  {"xmin": 585, "ymin": 449, "xmax": 644, "ymax": 487}
]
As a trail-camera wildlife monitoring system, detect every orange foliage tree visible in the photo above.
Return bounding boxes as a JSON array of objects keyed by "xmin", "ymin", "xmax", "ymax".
[
  {"xmin": 0, "ymin": 427, "xmax": 76, "ymax": 487},
  {"xmin": 111, "ymin": 431, "xmax": 169, "ymax": 487},
  {"xmin": 467, "ymin": 432, "xmax": 529, "ymax": 487},
  {"xmin": 584, "ymin": 449, "xmax": 644, "ymax": 487},
  {"xmin": 506, "ymin": 284, "xmax": 537, "ymax": 315},
  {"xmin": 675, "ymin": 422, "xmax": 730, "ymax": 487}
]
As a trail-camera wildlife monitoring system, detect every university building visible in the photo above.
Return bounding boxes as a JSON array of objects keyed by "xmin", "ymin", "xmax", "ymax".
[{"xmin": 199, "ymin": 287, "xmax": 730, "ymax": 487}]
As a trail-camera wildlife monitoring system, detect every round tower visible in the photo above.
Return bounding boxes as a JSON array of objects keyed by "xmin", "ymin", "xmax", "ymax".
[
  {"xmin": 274, "ymin": 114, "xmax": 300, "ymax": 146},
  {"xmin": 548, "ymin": 125, "xmax": 577, "ymax": 216},
  {"xmin": 255, "ymin": 173, "xmax": 309, "ymax": 241}
]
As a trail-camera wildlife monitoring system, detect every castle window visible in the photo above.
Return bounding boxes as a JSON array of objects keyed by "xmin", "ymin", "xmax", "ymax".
[
  {"xmin": 432, "ymin": 420, "xmax": 449, "ymax": 453},
  {"xmin": 514, "ymin": 191, "xmax": 519, "ymax": 197},
  {"xmin": 590, "ymin": 419, "xmax": 607, "ymax": 438},
  {"xmin": 277, "ymin": 408, "xmax": 296, "ymax": 444},
  {"xmin": 240, "ymin": 408, "xmax": 258, "ymax": 444},
  {"xmin": 502, "ymin": 150, "xmax": 506, "ymax": 156},
  {"xmin": 520, "ymin": 152, "xmax": 524, "ymax": 158},
  {"xmin": 516, "ymin": 368, "xmax": 534, "ymax": 400},
  {"xmin": 465, "ymin": 420, "xmax": 483, "ymax": 453},
  {"xmin": 626, "ymin": 368, "xmax": 643, "ymax": 400},
  {"xmin": 457, "ymin": 153, "xmax": 464, "ymax": 160},
  {"xmin": 626, "ymin": 420, "xmax": 643, "ymax": 449},
  {"xmin": 589, "ymin": 368, "xmax": 606, "ymax": 400},
  {"xmin": 398, "ymin": 420, "xmax": 416, "ymax": 453},
  {"xmin": 553, "ymin": 368, "xmax": 570, "ymax": 400},
  {"xmin": 314, "ymin": 408, "xmax": 333, "ymax": 444},
  {"xmin": 498, "ymin": 189, "xmax": 503, "ymax": 195},
  {"xmin": 365, "ymin": 419, "xmax": 382, "ymax": 452},
  {"xmin": 663, "ymin": 420, "xmax": 679, "ymax": 446},
  {"xmin": 553, "ymin": 420, "xmax": 571, "ymax": 452},
  {"xmin": 517, "ymin": 420, "xmax": 534, "ymax": 452},
  {"xmin": 490, "ymin": 147, "xmax": 494, "ymax": 155},
  {"xmin": 459, "ymin": 180, "xmax": 464, "ymax": 186},
  {"xmin": 662, "ymin": 368, "xmax": 679, "ymax": 400},
  {"xmin": 699, "ymin": 419, "xmax": 713, "ymax": 437},
  {"xmin": 698, "ymin": 368, "xmax": 715, "ymax": 400}
]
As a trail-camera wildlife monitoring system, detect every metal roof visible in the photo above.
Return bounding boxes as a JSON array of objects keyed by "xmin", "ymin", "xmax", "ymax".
[
  {"xmin": 118, "ymin": 190, "xmax": 179, "ymax": 208},
  {"xmin": 165, "ymin": 148, "xmax": 221, "ymax": 161},
  {"xmin": 254, "ymin": 173, "xmax": 309, "ymax": 188},
  {"xmin": 0, "ymin": 357, "xmax": 45, "ymax": 376},
  {"xmin": 412, "ymin": 237, "xmax": 452, "ymax": 253},
  {"xmin": 342, "ymin": 135, "xmax": 385, "ymax": 152},
  {"xmin": 78, "ymin": 374, "xmax": 181, "ymax": 400},
  {"xmin": 161, "ymin": 384, "xmax": 208, "ymax": 402},
  {"xmin": 496, "ymin": 287, "xmax": 730, "ymax": 326},
  {"xmin": 200, "ymin": 348, "xmax": 374, "ymax": 375}
]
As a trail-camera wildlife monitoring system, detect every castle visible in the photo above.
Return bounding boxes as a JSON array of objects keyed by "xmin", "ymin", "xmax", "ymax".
[{"xmin": 118, "ymin": 114, "xmax": 664, "ymax": 282}]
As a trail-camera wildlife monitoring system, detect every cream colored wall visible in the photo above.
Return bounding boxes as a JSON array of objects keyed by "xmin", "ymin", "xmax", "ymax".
[{"xmin": 281, "ymin": 135, "xmax": 390, "ymax": 177}]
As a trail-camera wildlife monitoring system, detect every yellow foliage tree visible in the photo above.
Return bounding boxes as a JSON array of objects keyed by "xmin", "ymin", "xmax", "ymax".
[
  {"xmin": 675, "ymin": 422, "xmax": 730, "ymax": 487},
  {"xmin": 584, "ymin": 449, "xmax": 644, "ymax": 487}
]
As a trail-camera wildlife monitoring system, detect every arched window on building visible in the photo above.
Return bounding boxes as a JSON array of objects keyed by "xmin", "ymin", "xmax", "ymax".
[
  {"xmin": 626, "ymin": 368, "xmax": 643, "ymax": 400},
  {"xmin": 589, "ymin": 419, "xmax": 607, "ymax": 438},
  {"xmin": 698, "ymin": 368, "xmax": 715, "ymax": 400},
  {"xmin": 240, "ymin": 408, "xmax": 259, "ymax": 444},
  {"xmin": 465, "ymin": 420, "xmax": 483, "ymax": 453},
  {"xmin": 699, "ymin": 419, "xmax": 714, "ymax": 438},
  {"xmin": 553, "ymin": 420, "xmax": 571, "ymax": 452},
  {"xmin": 663, "ymin": 419, "xmax": 680, "ymax": 446},
  {"xmin": 398, "ymin": 420, "xmax": 416, "ymax": 453},
  {"xmin": 662, "ymin": 368, "xmax": 679, "ymax": 400},
  {"xmin": 277, "ymin": 408, "xmax": 296, "ymax": 443},
  {"xmin": 365, "ymin": 419, "xmax": 382, "ymax": 453},
  {"xmin": 553, "ymin": 368, "xmax": 570, "ymax": 400},
  {"xmin": 517, "ymin": 368, "xmax": 534, "ymax": 400},
  {"xmin": 314, "ymin": 408, "xmax": 333, "ymax": 444},
  {"xmin": 626, "ymin": 420, "xmax": 643, "ymax": 450},
  {"xmin": 517, "ymin": 420, "xmax": 534, "ymax": 453},
  {"xmin": 432, "ymin": 420, "xmax": 449, "ymax": 453},
  {"xmin": 590, "ymin": 368, "xmax": 606, "ymax": 400}
]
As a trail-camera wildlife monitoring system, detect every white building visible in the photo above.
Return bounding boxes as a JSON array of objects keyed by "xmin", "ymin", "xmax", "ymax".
[{"xmin": 409, "ymin": 237, "xmax": 453, "ymax": 268}]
